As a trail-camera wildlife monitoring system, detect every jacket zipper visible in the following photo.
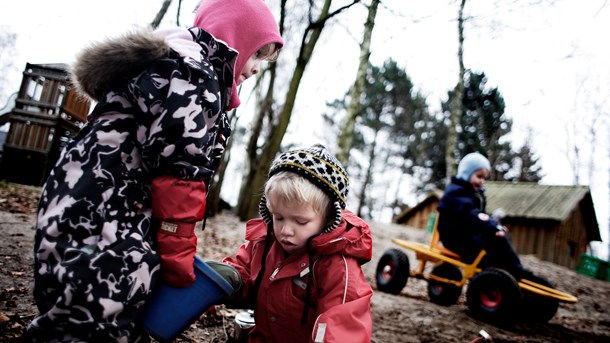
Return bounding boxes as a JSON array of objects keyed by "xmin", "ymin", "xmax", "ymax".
[{"xmin": 270, "ymin": 265, "xmax": 281, "ymax": 280}]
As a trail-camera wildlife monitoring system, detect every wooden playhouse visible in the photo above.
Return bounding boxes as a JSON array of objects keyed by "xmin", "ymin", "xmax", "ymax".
[
  {"xmin": 0, "ymin": 63, "xmax": 90, "ymax": 186},
  {"xmin": 393, "ymin": 182, "xmax": 602, "ymax": 270}
]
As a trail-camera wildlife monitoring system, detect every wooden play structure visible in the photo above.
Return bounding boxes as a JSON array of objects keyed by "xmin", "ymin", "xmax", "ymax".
[{"xmin": 0, "ymin": 63, "xmax": 90, "ymax": 186}]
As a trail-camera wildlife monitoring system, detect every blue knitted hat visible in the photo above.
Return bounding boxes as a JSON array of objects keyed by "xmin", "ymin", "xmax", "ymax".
[{"xmin": 456, "ymin": 152, "xmax": 491, "ymax": 182}]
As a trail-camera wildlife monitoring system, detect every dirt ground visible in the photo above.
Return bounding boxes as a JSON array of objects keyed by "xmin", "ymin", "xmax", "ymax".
[{"xmin": 1, "ymin": 182, "xmax": 609, "ymax": 342}]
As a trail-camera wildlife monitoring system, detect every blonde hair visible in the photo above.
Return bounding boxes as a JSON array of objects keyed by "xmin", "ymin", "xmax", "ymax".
[{"xmin": 265, "ymin": 171, "xmax": 333, "ymax": 225}]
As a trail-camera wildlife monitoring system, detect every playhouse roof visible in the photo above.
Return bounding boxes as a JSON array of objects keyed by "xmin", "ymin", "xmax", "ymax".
[
  {"xmin": 394, "ymin": 182, "xmax": 601, "ymax": 242},
  {"xmin": 484, "ymin": 182, "xmax": 590, "ymax": 221}
]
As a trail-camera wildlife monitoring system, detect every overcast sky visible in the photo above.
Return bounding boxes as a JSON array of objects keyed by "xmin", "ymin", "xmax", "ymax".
[{"xmin": 1, "ymin": 0, "xmax": 608, "ymax": 257}]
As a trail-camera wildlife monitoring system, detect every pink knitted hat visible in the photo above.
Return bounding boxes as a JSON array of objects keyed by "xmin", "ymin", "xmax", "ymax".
[{"xmin": 194, "ymin": 0, "xmax": 284, "ymax": 110}]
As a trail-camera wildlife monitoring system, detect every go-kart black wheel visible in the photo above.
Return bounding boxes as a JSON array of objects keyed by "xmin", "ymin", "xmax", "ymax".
[
  {"xmin": 376, "ymin": 248, "xmax": 410, "ymax": 295},
  {"xmin": 466, "ymin": 268, "xmax": 522, "ymax": 323},
  {"xmin": 520, "ymin": 275, "xmax": 559, "ymax": 322},
  {"xmin": 427, "ymin": 263, "xmax": 463, "ymax": 306}
]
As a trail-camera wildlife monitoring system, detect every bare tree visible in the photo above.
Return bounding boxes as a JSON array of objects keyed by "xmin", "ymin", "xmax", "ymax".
[
  {"xmin": 445, "ymin": 0, "xmax": 466, "ymax": 181},
  {"xmin": 0, "ymin": 30, "xmax": 17, "ymax": 108},
  {"xmin": 356, "ymin": 129, "xmax": 378, "ymax": 217},
  {"xmin": 336, "ymin": 0, "xmax": 380, "ymax": 166},
  {"xmin": 175, "ymin": 0, "xmax": 183, "ymax": 26},
  {"xmin": 235, "ymin": 0, "xmax": 287, "ymax": 220},
  {"xmin": 562, "ymin": 78, "xmax": 607, "ymax": 186},
  {"xmin": 236, "ymin": 0, "xmax": 361, "ymax": 220},
  {"xmin": 151, "ymin": 0, "xmax": 173, "ymax": 29},
  {"xmin": 206, "ymin": 108, "xmax": 238, "ymax": 217}
]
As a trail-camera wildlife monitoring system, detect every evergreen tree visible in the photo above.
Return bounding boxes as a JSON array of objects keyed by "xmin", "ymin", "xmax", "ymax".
[
  {"xmin": 510, "ymin": 133, "xmax": 544, "ymax": 182},
  {"xmin": 442, "ymin": 70, "xmax": 521, "ymax": 182},
  {"xmin": 325, "ymin": 59, "xmax": 432, "ymax": 215}
]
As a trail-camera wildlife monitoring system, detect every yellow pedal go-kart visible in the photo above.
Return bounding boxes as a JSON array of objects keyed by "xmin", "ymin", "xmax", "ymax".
[{"xmin": 375, "ymin": 215, "xmax": 578, "ymax": 323}]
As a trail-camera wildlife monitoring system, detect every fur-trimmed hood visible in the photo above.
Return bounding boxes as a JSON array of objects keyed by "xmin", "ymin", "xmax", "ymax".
[
  {"xmin": 70, "ymin": 27, "xmax": 239, "ymax": 104},
  {"xmin": 70, "ymin": 28, "xmax": 170, "ymax": 101}
]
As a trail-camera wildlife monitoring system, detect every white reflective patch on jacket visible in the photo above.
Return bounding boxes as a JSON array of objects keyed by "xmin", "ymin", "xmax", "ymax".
[{"xmin": 314, "ymin": 323, "xmax": 327, "ymax": 342}]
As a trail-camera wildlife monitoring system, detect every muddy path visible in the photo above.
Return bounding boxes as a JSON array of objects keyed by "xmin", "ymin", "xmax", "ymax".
[{"xmin": 1, "ymin": 183, "xmax": 609, "ymax": 342}]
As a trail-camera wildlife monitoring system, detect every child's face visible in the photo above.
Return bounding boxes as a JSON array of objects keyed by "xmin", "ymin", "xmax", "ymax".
[
  {"xmin": 469, "ymin": 168, "xmax": 490, "ymax": 191},
  {"xmin": 237, "ymin": 44, "xmax": 279, "ymax": 85},
  {"xmin": 268, "ymin": 195, "xmax": 325, "ymax": 255}
]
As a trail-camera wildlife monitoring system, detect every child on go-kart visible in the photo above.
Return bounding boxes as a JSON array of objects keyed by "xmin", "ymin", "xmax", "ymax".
[{"xmin": 437, "ymin": 152, "xmax": 535, "ymax": 280}]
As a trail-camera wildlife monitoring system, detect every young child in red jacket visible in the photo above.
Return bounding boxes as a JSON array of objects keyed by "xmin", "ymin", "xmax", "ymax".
[
  {"xmin": 26, "ymin": 0, "xmax": 283, "ymax": 341},
  {"xmin": 215, "ymin": 144, "xmax": 373, "ymax": 343}
]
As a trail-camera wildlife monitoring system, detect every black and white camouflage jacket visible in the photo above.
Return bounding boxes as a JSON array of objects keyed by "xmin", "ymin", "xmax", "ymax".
[{"xmin": 28, "ymin": 27, "xmax": 237, "ymax": 341}]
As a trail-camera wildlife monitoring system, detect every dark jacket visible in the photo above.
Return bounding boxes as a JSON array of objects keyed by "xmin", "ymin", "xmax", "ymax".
[
  {"xmin": 437, "ymin": 177, "xmax": 501, "ymax": 262},
  {"xmin": 28, "ymin": 27, "xmax": 237, "ymax": 342}
]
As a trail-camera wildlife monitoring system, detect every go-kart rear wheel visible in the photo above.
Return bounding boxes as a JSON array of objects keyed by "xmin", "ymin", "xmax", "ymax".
[
  {"xmin": 376, "ymin": 248, "xmax": 410, "ymax": 295},
  {"xmin": 427, "ymin": 263, "xmax": 463, "ymax": 306},
  {"xmin": 466, "ymin": 268, "xmax": 522, "ymax": 323},
  {"xmin": 521, "ymin": 275, "xmax": 559, "ymax": 322}
]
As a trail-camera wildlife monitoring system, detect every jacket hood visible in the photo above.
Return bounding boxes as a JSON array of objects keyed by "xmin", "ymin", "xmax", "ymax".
[
  {"xmin": 193, "ymin": 0, "xmax": 284, "ymax": 109},
  {"xmin": 313, "ymin": 210, "xmax": 373, "ymax": 263},
  {"xmin": 245, "ymin": 209, "xmax": 373, "ymax": 264},
  {"xmin": 70, "ymin": 28, "xmax": 170, "ymax": 101},
  {"xmin": 69, "ymin": 27, "xmax": 238, "ymax": 107}
]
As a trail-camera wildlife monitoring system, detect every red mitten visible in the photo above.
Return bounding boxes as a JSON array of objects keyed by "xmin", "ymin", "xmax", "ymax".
[{"xmin": 152, "ymin": 176, "xmax": 206, "ymax": 288}]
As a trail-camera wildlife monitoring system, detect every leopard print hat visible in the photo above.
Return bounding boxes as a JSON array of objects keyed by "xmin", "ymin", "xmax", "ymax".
[{"xmin": 259, "ymin": 144, "xmax": 349, "ymax": 233}]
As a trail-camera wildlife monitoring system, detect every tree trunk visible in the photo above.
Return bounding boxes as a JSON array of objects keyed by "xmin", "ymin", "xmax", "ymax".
[
  {"xmin": 206, "ymin": 109, "xmax": 237, "ymax": 217},
  {"xmin": 446, "ymin": 0, "xmax": 466, "ymax": 182},
  {"xmin": 336, "ymin": 0, "xmax": 380, "ymax": 166},
  {"xmin": 235, "ymin": 66, "xmax": 279, "ymax": 219},
  {"xmin": 176, "ymin": 0, "xmax": 182, "ymax": 26},
  {"xmin": 357, "ymin": 129, "xmax": 378, "ymax": 218},
  {"xmin": 235, "ymin": 0, "xmax": 286, "ymax": 220},
  {"xmin": 151, "ymin": 0, "xmax": 172, "ymax": 29},
  {"xmin": 238, "ymin": 0, "xmax": 361, "ymax": 220}
]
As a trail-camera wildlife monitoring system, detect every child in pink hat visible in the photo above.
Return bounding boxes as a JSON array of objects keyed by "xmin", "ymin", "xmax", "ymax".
[{"xmin": 26, "ymin": 0, "xmax": 283, "ymax": 341}]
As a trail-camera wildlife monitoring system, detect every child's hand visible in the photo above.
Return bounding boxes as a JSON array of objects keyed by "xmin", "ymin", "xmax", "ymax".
[
  {"xmin": 495, "ymin": 225, "xmax": 508, "ymax": 237},
  {"xmin": 207, "ymin": 261, "xmax": 242, "ymax": 292},
  {"xmin": 207, "ymin": 261, "xmax": 242, "ymax": 305},
  {"xmin": 478, "ymin": 213, "xmax": 490, "ymax": 221}
]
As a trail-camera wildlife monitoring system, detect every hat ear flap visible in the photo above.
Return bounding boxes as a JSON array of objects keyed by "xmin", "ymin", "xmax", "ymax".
[
  {"xmin": 259, "ymin": 195, "xmax": 272, "ymax": 224},
  {"xmin": 323, "ymin": 201, "xmax": 343, "ymax": 233}
]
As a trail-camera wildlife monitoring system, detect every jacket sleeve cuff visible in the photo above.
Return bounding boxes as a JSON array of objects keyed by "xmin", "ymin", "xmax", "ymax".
[{"xmin": 159, "ymin": 221, "xmax": 196, "ymax": 237}]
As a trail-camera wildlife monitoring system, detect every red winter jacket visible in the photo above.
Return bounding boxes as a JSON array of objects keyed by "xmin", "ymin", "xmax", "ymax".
[{"xmin": 223, "ymin": 210, "xmax": 373, "ymax": 343}]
